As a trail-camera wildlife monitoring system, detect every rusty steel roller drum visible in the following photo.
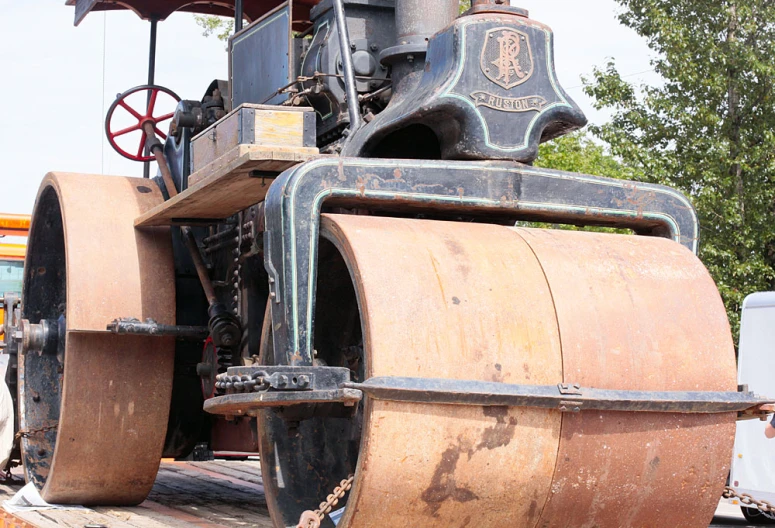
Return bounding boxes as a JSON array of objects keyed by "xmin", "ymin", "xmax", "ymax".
[
  {"xmin": 20, "ymin": 173, "xmax": 175, "ymax": 505},
  {"xmin": 259, "ymin": 213, "xmax": 736, "ymax": 528}
]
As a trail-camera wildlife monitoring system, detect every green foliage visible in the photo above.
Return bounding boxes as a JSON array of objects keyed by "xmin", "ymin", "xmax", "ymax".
[
  {"xmin": 536, "ymin": 131, "xmax": 641, "ymax": 180},
  {"xmin": 584, "ymin": 0, "xmax": 775, "ymax": 340},
  {"xmin": 194, "ymin": 15, "xmax": 234, "ymax": 42}
]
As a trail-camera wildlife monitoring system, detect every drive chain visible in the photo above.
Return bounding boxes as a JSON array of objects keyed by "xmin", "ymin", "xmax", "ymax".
[
  {"xmin": 723, "ymin": 486, "xmax": 775, "ymax": 514},
  {"xmin": 296, "ymin": 475, "xmax": 354, "ymax": 528}
]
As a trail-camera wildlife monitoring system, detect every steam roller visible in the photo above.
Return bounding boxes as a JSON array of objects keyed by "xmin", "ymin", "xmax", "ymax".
[{"xmin": 4, "ymin": 0, "xmax": 773, "ymax": 526}]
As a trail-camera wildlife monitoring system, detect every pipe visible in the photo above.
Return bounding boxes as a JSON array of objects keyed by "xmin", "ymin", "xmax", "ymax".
[
  {"xmin": 394, "ymin": 0, "xmax": 457, "ymax": 47},
  {"xmin": 148, "ymin": 20, "xmax": 158, "ymax": 86},
  {"xmin": 235, "ymin": 0, "xmax": 244, "ymax": 32},
  {"xmin": 332, "ymin": 0, "xmax": 363, "ymax": 135},
  {"xmin": 143, "ymin": 122, "xmax": 178, "ymax": 198}
]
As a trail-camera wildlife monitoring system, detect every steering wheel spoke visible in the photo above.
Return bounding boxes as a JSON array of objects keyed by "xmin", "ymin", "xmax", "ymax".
[
  {"xmin": 117, "ymin": 99, "xmax": 143, "ymax": 121},
  {"xmin": 112, "ymin": 122, "xmax": 142, "ymax": 138}
]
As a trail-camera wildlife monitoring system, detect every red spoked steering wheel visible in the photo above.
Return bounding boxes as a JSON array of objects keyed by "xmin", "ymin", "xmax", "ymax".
[{"xmin": 105, "ymin": 85, "xmax": 181, "ymax": 162}]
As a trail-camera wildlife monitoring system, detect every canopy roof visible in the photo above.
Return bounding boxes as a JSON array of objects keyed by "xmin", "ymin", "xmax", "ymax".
[{"xmin": 65, "ymin": 0, "xmax": 318, "ymax": 26}]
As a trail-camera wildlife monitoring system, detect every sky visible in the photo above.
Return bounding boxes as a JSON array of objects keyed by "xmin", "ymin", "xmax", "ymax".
[{"xmin": 0, "ymin": 0, "xmax": 661, "ymax": 216}]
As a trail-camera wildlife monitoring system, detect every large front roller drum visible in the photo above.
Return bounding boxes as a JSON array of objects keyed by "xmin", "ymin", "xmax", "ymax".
[
  {"xmin": 259, "ymin": 214, "xmax": 736, "ymax": 527},
  {"xmin": 21, "ymin": 173, "xmax": 175, "ymax": 504}
]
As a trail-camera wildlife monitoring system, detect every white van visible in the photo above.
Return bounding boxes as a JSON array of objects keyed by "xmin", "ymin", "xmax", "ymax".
[{"xmin": 730, "ymin": 292, "xmax": 775, "ymax": 523}]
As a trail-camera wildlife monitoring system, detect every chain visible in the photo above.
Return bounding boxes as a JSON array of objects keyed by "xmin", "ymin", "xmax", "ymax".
[
  {"xmin": 15, "ymin": 423, "xmax": 59, "ymax": 440},
  {"xmin": 723, "ymin": 486, "xmax": 775, "ymax": 514},
  {"xmin": 296, "ymin": 475, "xmax": 354, "ymax": 528}
]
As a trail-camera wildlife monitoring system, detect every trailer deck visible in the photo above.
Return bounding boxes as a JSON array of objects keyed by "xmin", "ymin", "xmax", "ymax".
[
  {"xmin": 0, "ymin": 461, "xmax": 272, "ymax": 528},
  {"xmin": 0, "ymin": 461, "xmax": 761, "ymax": 528}
]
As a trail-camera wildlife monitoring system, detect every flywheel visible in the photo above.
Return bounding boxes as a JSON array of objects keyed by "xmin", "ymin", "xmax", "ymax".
[
  {"xmin": 20, "ymin": 173, "xmax": 175, "ymax": 505},
  {"xmin": 258, "ymin": 214, "xmax": 736, "ymax": 528}
]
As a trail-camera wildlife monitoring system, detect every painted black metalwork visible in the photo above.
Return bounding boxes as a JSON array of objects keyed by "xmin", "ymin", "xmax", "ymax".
[
  {"xmin": 204, "ymin": 366, "xmax": 361, "ymax": 414},
  {"xmin": 263, "ymin": 157, "xmax": 700, "ymax": 367},
  {"xmin": 230, "ymin": 5, "xmax": 292, "ymax": 107},
  {"xmin": 299, "ymin": 0, "xmax": 395, "ymax": 143},
  {"xmin": 204, "ymin": 364, "xmax": 773, "ymax": 417},
  {"xmin": 346, "ymin": 377, "xmax": 772, "ymax": 415},
  {"xmin": 344, "ymin": 6, "xmax": 587, "ymax": 161}
]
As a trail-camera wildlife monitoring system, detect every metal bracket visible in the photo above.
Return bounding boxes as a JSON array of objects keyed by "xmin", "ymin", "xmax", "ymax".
[
  {"xmin": 264, "ymin": 157, "xmax": 700, "ymax": 367},
  {"xmin": 202, "ymin": 366, "xmax": 774, "ymax": 420},
  {"xmin": 204, "ymin": 366, "xmax": 361, "ymax": 416},
  {"xmin": 558, "ymin": 382, "xmax": 582, "ymax": 396},
  {"xmin": 344, "ymin": 376, "xmax": 773, "ymax": 415}
]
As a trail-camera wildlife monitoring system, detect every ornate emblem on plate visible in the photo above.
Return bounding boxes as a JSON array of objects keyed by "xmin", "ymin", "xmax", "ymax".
[{"xmin": 481, "ymin": 27, "xmax": 534, "ymax": 89}]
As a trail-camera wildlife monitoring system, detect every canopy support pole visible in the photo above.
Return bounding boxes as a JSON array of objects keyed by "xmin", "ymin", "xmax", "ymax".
[{"xmin": 144, "ymin": 19, "xmax": 158, "ymax": 179}]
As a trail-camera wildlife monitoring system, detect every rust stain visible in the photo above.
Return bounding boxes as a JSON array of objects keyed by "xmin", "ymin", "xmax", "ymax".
[
  {"xmin": 421, "ymin": 442, "xmax": 480, "ymax": 516},
  {"xmin": 337, "ymin": 160, "xmax": 347, "ymax": 182},
  {"xmin": 428, "ymin": 253, "xmax": 447, "ymax": 302},
  {"xmin": 356, "ymin": 176, "xmax": 366, "ymax": 198},
  {"xmin": 477, "ymin": 406, "xmax": 518, "ymax": 451}
]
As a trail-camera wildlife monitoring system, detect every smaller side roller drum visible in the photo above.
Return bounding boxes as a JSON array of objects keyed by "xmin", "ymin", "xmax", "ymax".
[
  {"xmin": 259, "ymin": 214, "xmax": 736, "ymax": 528},
  {"xmin": 20, "ymin": 173, "xmax": 175, "ymax": 505}
]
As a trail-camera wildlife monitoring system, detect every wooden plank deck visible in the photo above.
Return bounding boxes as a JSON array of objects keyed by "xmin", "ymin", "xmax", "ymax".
[
  {"xmin": 134, "ymin": 145, "xmax": 321, "ymax": 228},
  {"xmin": 0, "ymin": 460, "xmax": 272, "ymax": 527}
]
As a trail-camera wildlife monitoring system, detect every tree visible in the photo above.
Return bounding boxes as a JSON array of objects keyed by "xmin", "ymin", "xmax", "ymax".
[
  {"xmin": 584, "ymin": 1, "xmax": 775, "ymax": 339},
  {"xmin": 193, "ymin": 15, "xmax": 233, "ymax": 41},
  {"xmin": 535, "ymin": 131, "xmax": 641, "ymax": 180}
]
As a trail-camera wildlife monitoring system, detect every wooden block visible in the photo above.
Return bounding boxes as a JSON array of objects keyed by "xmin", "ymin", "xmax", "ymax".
[
  {"xmin": 134, "ymin": 145, "xmax": 322, "ymax": 227},
  {"xmin": 191, "ymin": 104, "xmax": 315, "ymax": 173}
]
